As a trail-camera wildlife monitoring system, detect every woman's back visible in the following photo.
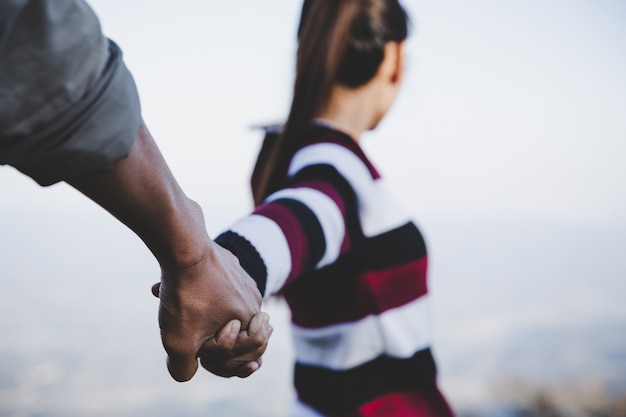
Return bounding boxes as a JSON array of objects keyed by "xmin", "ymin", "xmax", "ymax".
[
  {"xmin": 217, "ymin": 123, "xmax": 453, "ymax": 416},
  {"xmin": 215, "ymin": 0, "xmax": 455, "ymax": 415}
]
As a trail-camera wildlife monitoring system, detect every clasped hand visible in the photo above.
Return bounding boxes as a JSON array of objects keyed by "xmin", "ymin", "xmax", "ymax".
[{"xmin": 152, "ymin": 243, "xmax": 273, "ymax": 381}]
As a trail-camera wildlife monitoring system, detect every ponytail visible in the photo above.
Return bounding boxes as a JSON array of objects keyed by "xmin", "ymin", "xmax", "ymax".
[{"xmin": 252, "ymin": 0, "xmax": 409, "ymax": 206}]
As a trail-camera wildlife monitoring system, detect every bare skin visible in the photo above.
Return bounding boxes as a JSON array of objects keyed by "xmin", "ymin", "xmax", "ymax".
[{"xmin": 68, "ymin": 122, "xmax": 272, "ymax": 381}]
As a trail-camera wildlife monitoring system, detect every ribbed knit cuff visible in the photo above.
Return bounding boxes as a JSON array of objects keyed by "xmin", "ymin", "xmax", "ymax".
[{"xmin": 215, "ymin": 231, "xmax": 267, "ymax": 297}]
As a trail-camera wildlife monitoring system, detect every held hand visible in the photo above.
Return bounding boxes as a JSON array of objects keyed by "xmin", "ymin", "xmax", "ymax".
[
  {"xmin": 152, "ymin": 243, "xmax": 267, "ymax": 381},
  {"xmin": 199, "ymin": 313, "xmax": 273, "ymax": 378}
]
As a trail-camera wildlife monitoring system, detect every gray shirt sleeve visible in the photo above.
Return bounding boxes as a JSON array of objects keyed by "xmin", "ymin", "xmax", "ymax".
[{"xmin": 0, "ymin": 0, "xmax": 141, "ymax": 186}]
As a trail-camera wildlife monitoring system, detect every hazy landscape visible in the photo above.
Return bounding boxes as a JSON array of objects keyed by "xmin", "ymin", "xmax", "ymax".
[{"xmin": 1, "ymin": 197, "xmax": 624, "ymax": 416}]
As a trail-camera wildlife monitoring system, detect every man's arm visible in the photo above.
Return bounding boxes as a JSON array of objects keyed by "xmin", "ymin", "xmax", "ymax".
[{"xmin": 68, "ymin": 122, "xmax": 271, "ymax": 381}]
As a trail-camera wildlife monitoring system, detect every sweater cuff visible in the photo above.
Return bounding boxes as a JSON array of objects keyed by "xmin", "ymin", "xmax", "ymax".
[{"xmin": 215, "ymin": 231, "xmax": 268, "ymax": 297}]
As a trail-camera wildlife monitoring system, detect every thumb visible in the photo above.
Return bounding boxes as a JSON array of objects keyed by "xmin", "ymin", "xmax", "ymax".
[
  {"xmin": 201, "ymin": 319, "xmax": 241, "ymax": 354},
  {"xmin": 151, "ymin": 282, "xmax": 160, "ymax": 298},
  {"xmin": 166, "ymin": 351, "xmax": 199, "ymax": 382},
  {"xmin": 216, "ymin": 319, "xmax": 241, "ymax": 350}
]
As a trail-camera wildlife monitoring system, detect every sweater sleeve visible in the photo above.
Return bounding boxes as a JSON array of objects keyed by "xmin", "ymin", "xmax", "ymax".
[{"xmin": 215, "ymin": 142, "xmax": 371, "ymax": 298}]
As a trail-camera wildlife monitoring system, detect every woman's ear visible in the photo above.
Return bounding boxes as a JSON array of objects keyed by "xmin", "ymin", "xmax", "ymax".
[
  {"xmin": 390, "ymin": 41, "xmax": 406, "ymax": 85},
  {"xmin": 379, "ymin": 41, "xmax": 406, "ymax": 86}
]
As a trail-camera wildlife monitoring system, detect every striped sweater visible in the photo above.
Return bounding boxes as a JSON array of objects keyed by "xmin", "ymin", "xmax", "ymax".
[{"xmin": 216, "ymin": 125, "xmax": 454, "ymax": 417}]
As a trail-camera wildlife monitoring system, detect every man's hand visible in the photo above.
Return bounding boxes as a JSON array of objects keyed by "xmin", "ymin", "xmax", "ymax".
[
  {"xmin": 153, "ymin": 243, "xmax": 270, "ymax": 381},
  {"xmin": 152, "ymin": 279, "xmax": 273, "ymax": 379}
]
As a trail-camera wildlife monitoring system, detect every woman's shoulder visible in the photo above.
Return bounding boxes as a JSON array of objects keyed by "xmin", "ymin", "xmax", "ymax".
[{"xmin": 291, "ymin": 125, "xmax": 380, "ymax": 181}]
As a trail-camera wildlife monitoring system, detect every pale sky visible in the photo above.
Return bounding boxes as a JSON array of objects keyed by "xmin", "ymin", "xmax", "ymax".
[
  {"xmin": 2, "ymin": 0, "xmax": 625, "ymax": 228},
  {"xmin": 96, "ymin": 0, "xmax": 626, "ymax": 226}
]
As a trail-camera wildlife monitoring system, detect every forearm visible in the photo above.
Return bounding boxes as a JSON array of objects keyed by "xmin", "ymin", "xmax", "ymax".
[
  {"xmin": 67, "ymin": 121, "xmax": 268, "ymax": 381},
  {"xmin": 67, "ymin": 122, "xmax": 211, "ymax": 271}
]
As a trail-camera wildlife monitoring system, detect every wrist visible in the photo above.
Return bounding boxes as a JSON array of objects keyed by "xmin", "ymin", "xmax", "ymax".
[{"xmin": 156, "ymin": 196, "xmax": 215, "ymax": 272}]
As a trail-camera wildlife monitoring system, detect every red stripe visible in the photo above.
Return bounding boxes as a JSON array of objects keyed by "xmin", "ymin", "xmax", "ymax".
[
  {"xmin": 285, "ymin": 258, "xmax": 428, "ymax": 328},
  {"xmin": 342, "ymin": 387, "xmax": 455, "ymax": 417},
  {"xmin": 363, "ymin": 258, "xmax": 428, "ymax": 313},
  {"xmin": 254, "ymin": 203, "xmax": 308, "ymax": 283}
]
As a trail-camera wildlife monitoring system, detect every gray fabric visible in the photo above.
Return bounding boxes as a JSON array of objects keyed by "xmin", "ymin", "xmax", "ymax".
[
  {"xmin": 0, "ymin": 0, "xmax": 28, "ymax": 49},
  {"xmin": 0, "ymin": 0, "xmax": 141, "ymax": 185}
]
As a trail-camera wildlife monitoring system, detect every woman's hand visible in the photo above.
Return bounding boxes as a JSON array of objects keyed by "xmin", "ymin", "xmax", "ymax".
[{"xmin": 152, "ymin": 243, "xmax": 271, "ymax": 381}]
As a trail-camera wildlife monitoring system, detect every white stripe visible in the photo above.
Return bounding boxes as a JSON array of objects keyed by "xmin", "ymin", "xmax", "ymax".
[
  {"xmin": 289, "ymin": 142, "xmax": 373, "ymax": 197},
  {"xmin": 289, "ymin": 400, "xmax": 325, "ymax": 417},
  {"xmin": 379, "ymin": 295, "xmax": 433, "ymax": 357},
  {"xmin": 266, "ymin": 187, "xmax": 344, "ymax": 269},
  {"xmin": 291, "ymin": 296, "xmax": 432, "ymax": 370},
  {"xmin": 362, "ymin": 178, "xmax": 412, "ymax": 237},
  {"xmin": 289, "ymin": 143, "xmax": 411, "ymax": 237},
  {"xmin": 228, "ymin": 214, "xmax": 291, "ymax": 297}
]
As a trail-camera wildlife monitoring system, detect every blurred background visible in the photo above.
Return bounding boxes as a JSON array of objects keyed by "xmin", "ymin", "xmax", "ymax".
[{"xmin": 1, "ymin": 1, "xmax": 625, "ymax": 416}]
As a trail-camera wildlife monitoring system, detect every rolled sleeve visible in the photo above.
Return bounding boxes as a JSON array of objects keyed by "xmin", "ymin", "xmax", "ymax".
[{"xmin": 0, "ymin": 0, "xmax": 141, "ymax": 185}]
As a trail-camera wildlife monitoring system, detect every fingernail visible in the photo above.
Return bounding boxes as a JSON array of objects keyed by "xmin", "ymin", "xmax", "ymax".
[
  {"xmin": 262, "ymin": 314, "xmax": 270, "ymax": 326},
  {"xmin": 229, "ymin": 321, "xmax": 239, "ymax": 337}
]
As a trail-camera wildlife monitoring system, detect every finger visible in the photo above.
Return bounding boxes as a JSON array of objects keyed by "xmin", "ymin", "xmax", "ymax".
[
  {"xmin": 242, "ymin": 312, "xmax": 273, "ymax": 355},
  {"xmin": 151, "ymin": 283, "xmax": 160, "ymax": 298},
  {"xmin": 196, "ymin": 312, "xmax": 273, "ymax": 376},
  {"xmin": 212, "ymin": 328, "xmax": 267, "ymax": 361},
  {"xmin": 198, "ymin": 357, "xmax": 260, "ymax": 379},
  {"xmin": 215, "ymin": 319, "xmax": 241, "ymax": 351},
  {"xmin": 197, "ymin": 322, "xmax": 268, "ymax": 378},
  {"xmin": 199, "ymin": 315, "xmax": 268, "ymax": 359},
  {"xmin": 166, "ymin": 351, "xmax": 199, "ymax": 382},
  {"xmin": 198, "ymin": 319, "xmax": 240, "ymax": 359},
  {"xmin": 198, "ymin": 356, "xmax": 241, "ymax": 378},
  {"xmin": 246, "ymin": 312, "xmax": 270, "ymax": 338},
  {"xmin": 235, "ymin": 360, "xmax": 260, "ymax": 378}
]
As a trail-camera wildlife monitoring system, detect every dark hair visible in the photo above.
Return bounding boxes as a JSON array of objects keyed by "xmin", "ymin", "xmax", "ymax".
[{"xmin": 252, "ymin": 0, "xmax": 409, "ymax": 206}]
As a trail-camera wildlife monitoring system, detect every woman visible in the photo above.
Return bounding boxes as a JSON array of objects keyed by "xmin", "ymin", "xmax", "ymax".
[{"xmin": 215, "ymin": 0, "xmax": 455, "ymax": 415}]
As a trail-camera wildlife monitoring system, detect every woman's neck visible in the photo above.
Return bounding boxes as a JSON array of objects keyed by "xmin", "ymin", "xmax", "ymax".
[{"xmin": 316, "ymin": 84, "xmax": 379, "ymax": 142}]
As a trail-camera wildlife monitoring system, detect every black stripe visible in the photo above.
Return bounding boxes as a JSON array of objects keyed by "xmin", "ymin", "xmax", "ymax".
[
  {"xmin": 360, "ymin": 222, "xmax": 427, "ymax": 270},
  {"xmin": 215, "ymin": 231, "xmax": 267, "ymax": 296},
  {"xmin": 312, "ymin": 222, "xmax": 427, "ymax": 279},
  {"xmin": 274, "ymin": 198, "xmax": 326, "ymax": 272},
  {"xmin": 294, "ymin": 348, "xmax": 438, "ymax": 414}
]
